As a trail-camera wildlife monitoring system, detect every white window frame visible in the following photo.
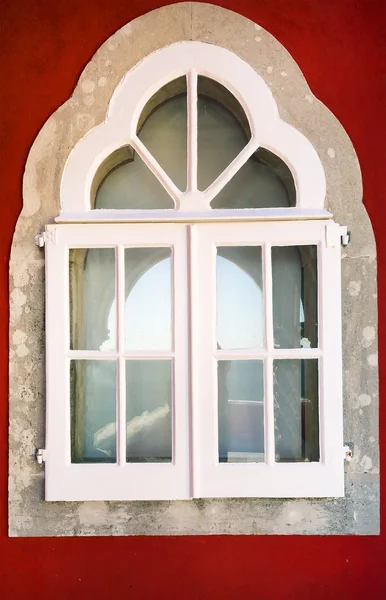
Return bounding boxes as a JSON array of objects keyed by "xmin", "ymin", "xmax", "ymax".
[
  {"xmin": 45, "ymin": 224, "xmax": 190, "ymax": 501},
  {"xmin": 58, "ymin": 42, "xmax": 328, "ymax": 223},
  {"xmin": 41, "ymin": 41, "xmax": 346, "ymax": 501},
  {"xmin": 45, "ymin": 220, "xmax": 343, "ymax": 500},
  {"xmin": 192, "ymin": 220, "xmax": 343, "ymax": 498}
]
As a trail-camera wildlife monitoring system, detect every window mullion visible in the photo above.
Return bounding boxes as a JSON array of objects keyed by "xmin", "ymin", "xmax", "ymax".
[
  {"xmin": 117, "ymin": 244, "xmax": 126, "ymax": 466},
  {"xmin": 263, "ymin": 242, "xmax": 273, "ymax": 352},
  {"xmin": 187, "ymin": 69, "xmax": 198, "ymax": 193},
  {"xmin": 204, "ymin": 138, "xmax": 259, "ymax": 205},
  {"xmin": 263, "ymin": 242, "xmax": 275, "ymax": 465},
  {"xmin": 130, "ymin": 136, "xmax": 181, "ymax": 208},
  {"xmin": 264, "ymin": 357, "xmax": 275, "ymax": 466}
]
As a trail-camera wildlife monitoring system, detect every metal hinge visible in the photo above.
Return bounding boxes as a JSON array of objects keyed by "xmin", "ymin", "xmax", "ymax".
[
  {"xmin": 34, "ymin": 229, "xmax": 57, "ymax": 247},
  {"xmin": 325, "ymin": 224, "xmax": 350, "ymax": 248},
  {"xmin": 343, "ymin": 443, "xmax": 354, "ymax": 462},
  {"xmin": 36, "ymin": 448, "xmax": 47, "ymax": 465},
  {"xmin": 34, "ymin": 233, "xmax": 45, "ymax": 248},
  {"xmin": 340, "ymin": 226, "xmax": 350, "ymax": 246}
]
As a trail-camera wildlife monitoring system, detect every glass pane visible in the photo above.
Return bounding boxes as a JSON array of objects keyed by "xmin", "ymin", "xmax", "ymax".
[
  {"xmin": 198, "ymin": 75, "xmax": 251, "ymax": 191},
  {"xmin": 70, "ymin": 248, "xmax": 116, "ymax": 351},
  {"xmin": 210, "ymin": 148, "xmax": 295, "ymax": 209},
  {"xmin": 274, "ymin": 359, "xmax": 319, "ymax": 462},
  {"xmin": 272, "ymin": 245, "xmax": 318, "ymax": 349},
  {"xmin": 94, "ymin": 145, "xmax": 174, "ymax": 209},
  {"xmin": 70, "ymin": 360, "xmax": 116, "ymax": 463},
  {"xmin": 125, "ymin": 248, "xmax": 172, "ymax": 350},
  {"xmin": 137, "ymin": 77, "xmax": 187, "ymax": 191},
  {"xmin": 126, "ymin": 360, "xmax": 172, "ymax": 462},
  {"xmin": 217, "ymin": 247, "xmax": 263, "ymax": 349},
  {"xmin": 218, "ymin": 360, "xmax": 264, "ymax": 463}
]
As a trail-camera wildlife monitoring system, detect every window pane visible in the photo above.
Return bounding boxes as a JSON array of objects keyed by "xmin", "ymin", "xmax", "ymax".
[
  {"xmin": 70, "ymin": 360, "xmax": 116, "ymax": 463},
  {"xmin": 137, "ymin": 77, "xmax": 187, "ymax": 191},
  {"xmin": 126, "ymin": 360, "xmax": 172, "ymax": 462},
  {"xmin": 210, "ymin": 148, "xmax": 295, "ymax": 209},
  {"xmin": 70, "ymin": 248, "xmax": 116, "ymax": 351},
  {"xmin": 218, "ymin": 360, "xmax": 264, "ymax": 463},
  {"xmin": 272, "ymin": 245, "xmax": 318, "ymax": 349},
  {"xmin": 274, "ymin": 359, "xmax": 319, "ymax": 462},
  {"xmin": 198, "ymin": 75, "xmax": 251, "ymax": 191},
  {"xmin": 197, "ymin": 76, "xmax": 295, "ymax": 207},
  {"xmin": 217, "ymin": 246, "xmax": 263, "ymax": 349},
  {"xmin": 94, "ymin": 145, "xmax": 174, "ymax": 209},
  {"xmin": 125, "ymin": 248, "xmax": 172, "ymax": 350}
]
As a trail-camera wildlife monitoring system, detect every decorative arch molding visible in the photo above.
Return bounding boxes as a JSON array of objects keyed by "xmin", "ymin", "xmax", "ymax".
[
  {"xmin": 9, "ymin": 3, "xmax": 378, "ymax": 537},
  {"xmin": 60, "ymin": 41, "xmax": 326, "ymax": 216}
]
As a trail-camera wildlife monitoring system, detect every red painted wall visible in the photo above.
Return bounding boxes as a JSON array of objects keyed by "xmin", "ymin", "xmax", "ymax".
[{"xmin": 0, "ymin": 1, "xmax": 385, "ymax": 597}]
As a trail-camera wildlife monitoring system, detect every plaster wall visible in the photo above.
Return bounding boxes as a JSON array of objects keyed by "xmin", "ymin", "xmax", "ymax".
[{"xmin": 8, "ymin": 3, "xmax": 379, "ymax": 536}]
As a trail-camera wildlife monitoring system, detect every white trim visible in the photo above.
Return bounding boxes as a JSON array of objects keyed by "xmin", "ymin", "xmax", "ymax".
[
  {"xmin": 60, "ymin": 42, "xmax": 326, "ymax": 218},
  {"xmin": 187, "ymin": 70, "xmax": 198, "ymax": 194},
  {"xmin": 192, "ymin": 220, "xmax": 344, "ymax": 498},
  {"xmin": 56, "ymin": 208, "xmax": 332, "ymax": 224},
  {"xmin": 45, "ymin": 224, "xmax": 190, "ymax": 501},
  {"xmin": 45, "ymin": 220, "xmax": 344, "ymax": 500},
  {"xmin": 117, "ymin": 244, "xmax": 126, "ymax": 466}
]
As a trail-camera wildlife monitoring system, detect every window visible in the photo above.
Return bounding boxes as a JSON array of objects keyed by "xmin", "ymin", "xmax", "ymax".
[{"xmin": 43, "ymin": 42, "xmax": 344, "ymax": 501}]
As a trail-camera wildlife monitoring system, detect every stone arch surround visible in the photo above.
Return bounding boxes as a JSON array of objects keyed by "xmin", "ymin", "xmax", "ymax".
[{"xmin": 9, "ymin": 2, "xmax": 378, "ymax": 536}]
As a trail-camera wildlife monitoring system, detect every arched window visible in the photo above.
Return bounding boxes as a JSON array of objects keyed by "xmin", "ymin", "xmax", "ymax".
[
  {"xmin": 42, "ymin": 42, "xmax": 345, "ymax": 501},
  {"xmin": 93, "ymin": 76, "xmax": 295, "ymax": 211}
]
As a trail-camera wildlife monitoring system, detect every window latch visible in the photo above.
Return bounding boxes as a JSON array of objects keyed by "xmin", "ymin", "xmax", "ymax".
[{"xmin": 36, "ymin": 448, "xmax": 46, "ymax": 464}]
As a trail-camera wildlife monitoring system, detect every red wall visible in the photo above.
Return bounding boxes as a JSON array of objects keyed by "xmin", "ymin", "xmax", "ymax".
[{"xmin": 1, "ymin": 1, "xmax": 385, "ymax": 597}]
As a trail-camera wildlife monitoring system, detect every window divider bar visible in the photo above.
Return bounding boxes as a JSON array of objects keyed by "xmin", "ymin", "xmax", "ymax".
[
  {"xmin": 67, "ymin": 349, "xmax": 319, "ymax": 360},
  {"xmin": 263, "ymin": 242, "xmax": 275, "ymax": 466},
  {"xmin": 187, "ymin": 225, "xmax": 195, "ymax": 497},
  {"xmin": 214, "ymin": 349, "xmax": 321, "ymax": 360},
  {"xmin": 123, "ymin": 350, "xmax": 175, "ymax": 359},
  {"xmin": 264, "ymin": 356, "xmax": 275, "ymax": 466},
  {"xmin": 66, "ymin": 350, "xmax": 175, "ymax": 359},
  {"xmin": 66, "ymin": 350, "xmax": 119, "ymax": 359},
  {"xmin": 117, "ymin": 245, "xmax": 126, "ymax": 466},
  {"xmin": 204, "ymin": 137, "xmax": 259, "ymax": 205},
  {"xmin": 117, "ymin": 357, "xmax": 126, "ymax": 467},
  {"xmin": 130, "ymin": 136, "xmax": 182, "ymax": 209},
  {"xmin": 263, "ymin": 242, "xmax": 273, "ymax": 352},
  {"xmin": 187, "ymin": 70, "xmax": 198, "ymax": 193}
]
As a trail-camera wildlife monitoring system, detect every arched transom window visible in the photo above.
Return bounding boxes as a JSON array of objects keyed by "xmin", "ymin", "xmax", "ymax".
[{"xmin": 42, "ymin": 42, "xmax": 345, "ymax": 501}]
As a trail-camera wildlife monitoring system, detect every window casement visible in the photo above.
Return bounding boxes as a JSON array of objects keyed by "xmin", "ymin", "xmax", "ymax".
[{"xmin": 42, "ymin": 41, "xmax": 345, "ymax": 501}]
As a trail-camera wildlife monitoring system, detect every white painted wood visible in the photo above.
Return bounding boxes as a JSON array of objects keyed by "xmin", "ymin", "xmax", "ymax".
[
  {"xmin": 67, "ymin": 350, "xmax": 174, "ymax": 359},
  {"xmin": 319, "ymin": 222, "xmax": 344, "ymax": 468},
  {"xmin": 264, "ymin": 357, "xmax": 275, "ymax": 467},
  {"xmin": 187, "ymin": 225, "xmax": 196, "ymax": 497},
  {"xmin": 187, "ymin": 70, "xmax": 198, "ymax": 193},
  {"xmin": 117, "ymin": 245, "xmax": 126, "ymax": 466},
  {"xmin": 203, "ymin": 139, "xmax": 259, "ymax": 203},
  {"xmin": 60, "ymin": 42, "xmax": 326, "ymax": 217},
  {"xmin": 117, "ymin": 356, "xmax": 126, "ymax": 467},
  {"xmin": 262, "ymin": 243, "xmax": 275, "ymax": 466},
  {"xmin": 45, "ymin": 220, "xmax": 343, "ymax": 500},
  {"xmin": 44, "ymin": 19, "xmax": 343, "ymax": 503},
  {"xmin": 44, "ymin": 224, "xmax": 190, "ymax": 501},
  {"xmin": 263, "ymin": 242, "xmax": 273, "ymax": 353},
  {"xmin": 214, "ymin": 348, "xmax": 322, "ymax": 359},
  {"xmin": 130, "ymin": 136, "xmax": 180, "ymax": 208},
  {"xmin": 56, "ymin": 208, "xmax": 332, "ymax": 223},
  {"xmin": 192, "ymin": 220, "xmax": 344, "ymax": 498}
]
